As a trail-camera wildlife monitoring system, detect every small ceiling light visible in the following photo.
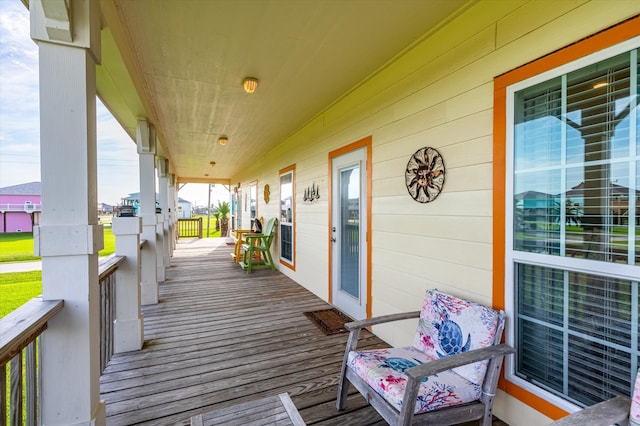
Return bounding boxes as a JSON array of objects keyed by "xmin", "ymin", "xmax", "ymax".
[
  {"xmin": 243, "ymin": 77, "xmax": 259, "ymax": 94},
  {"xmin": 209, "ymin": 161, "xmax": 216, "ymax": 167},
  {"xmin": 218, "ymin": 136, "xmax": 228, "ymax": 146}
]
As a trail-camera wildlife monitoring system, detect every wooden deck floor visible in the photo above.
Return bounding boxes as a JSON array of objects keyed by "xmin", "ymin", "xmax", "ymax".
[{"xmin": 100, "ymin": 238, "xmax": 508, "ymax": 426}]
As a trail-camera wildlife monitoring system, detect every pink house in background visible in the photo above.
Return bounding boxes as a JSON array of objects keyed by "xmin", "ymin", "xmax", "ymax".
[{"xmin": 0, "ymin": 181, "xmax": 42, "ymax": 233}]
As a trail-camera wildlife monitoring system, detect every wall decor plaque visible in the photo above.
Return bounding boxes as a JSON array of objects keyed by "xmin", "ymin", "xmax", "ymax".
[
  {"xmin": 405, "ymin": 147, "xmax": 445, "ymax": 203},
  {"xmin": 263, "ymin": 184, "xmax": 270, "ymax": 204}
]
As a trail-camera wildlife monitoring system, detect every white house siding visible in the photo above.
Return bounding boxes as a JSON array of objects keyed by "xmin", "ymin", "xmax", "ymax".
[{"xmin": 230, "ymin": 2, "xmax": 639, "ymax": 424}]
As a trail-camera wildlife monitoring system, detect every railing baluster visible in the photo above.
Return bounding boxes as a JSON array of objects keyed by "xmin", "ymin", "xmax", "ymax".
[
  {"xmin": 101, "ymin": 277, "xmax": 107, "ymax": 373},
  {"xmin": 98, "ymin": 254, "xmax": 125, "ymax": 373},
  {"xmin": 26, "ymin": 340, "xmax": 37, "ymax": 426},
  {"xmin": 1, "ymin": 364, "xmax": 6, "ymax": 422},
  {"xmin": 10, "ymin": 353, "xmax": 22, "ymax": 426}
]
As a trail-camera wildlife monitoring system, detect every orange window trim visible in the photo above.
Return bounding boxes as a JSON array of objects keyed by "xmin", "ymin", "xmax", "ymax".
[
  {"xmin": 492, "ymin": 15, "xmax": 640, "ymax": 420},
  {"xmin": 279, "ymin": 164, "xmax": 296, "ymax": 271},
  {"xmin": 327, "ymin": 136, "xmax": 373, "ymax": 319}
]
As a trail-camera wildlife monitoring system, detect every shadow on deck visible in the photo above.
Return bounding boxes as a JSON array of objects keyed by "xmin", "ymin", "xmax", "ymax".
[{"xmin": 100, "ymin": 238, "xmax": 508, "ymax": 426}]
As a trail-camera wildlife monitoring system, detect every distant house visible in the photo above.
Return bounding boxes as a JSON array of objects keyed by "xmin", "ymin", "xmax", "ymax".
[
  {"xmin": 120, "ymin": 192, "xmax": 192, "ymax": 218},
  {"xmin": 566, "ymin": 181, "xmax": 640, "ymax": 226},
  {"xmin": 177, "ymin": 198, "xmax": 192, "ymax": 219},
  {"xmin": 0, "ymin": 181, "xmax": 42, "ymax": 233},
  {"xmin": 98, "ymin": 203, "xmax": 114, "ymax": 214}
]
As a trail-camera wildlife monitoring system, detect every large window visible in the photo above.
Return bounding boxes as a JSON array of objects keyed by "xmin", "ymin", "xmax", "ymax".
[
  {"xmin": 506, "ymin": 44, "xmax": 638, "ymax": 410},
  {"xmin": 279, "ymin": 165, "xmax": 295, "ymax": 269}
]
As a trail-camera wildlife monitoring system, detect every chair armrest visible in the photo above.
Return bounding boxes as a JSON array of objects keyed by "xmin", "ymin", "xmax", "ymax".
[
  {"xmin": 345, "ymin": 311, "xmax": 421, "ymax": 331},
  {"xmin": 244, "ymin": 233, "xmax": 265, "ymax": 243},
  {"xmin": 233, "ymin": 229, "xmax": 252, "ymax": 241},
  {"xmin": 405, "ymin": 344, "xmax": 516, "ymax": 380},
  {"xmin": 549, "ymin": 395, "xmax": 631, "ymax": 425}
]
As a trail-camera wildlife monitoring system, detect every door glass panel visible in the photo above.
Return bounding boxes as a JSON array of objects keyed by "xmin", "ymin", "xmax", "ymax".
[{"xmin": 340, "ymin": 166, "xmax": 360, "ymax": 299}]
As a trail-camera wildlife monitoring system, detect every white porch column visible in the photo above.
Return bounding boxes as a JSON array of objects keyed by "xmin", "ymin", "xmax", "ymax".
[
  {"xmin": 156, "ymin": 211, "xmax": 165, "ymax": 282},
  {"xmin": 168, "ymin": 173, "xmax": 177, "ymax": 254},
  {"xmin": 111, "ymin": 216, "xmax": 144, "ymax": 352},
  {"xmin": 157, "ymin": 158, "xmax": 170, "ymax": 269},
  {"xmin": 137, "ymin": 119, "xmax": 158, "ymax": 304},
  {"xmin": 30, "ymin": 0, "xmax": 105, "ymax": 424}
]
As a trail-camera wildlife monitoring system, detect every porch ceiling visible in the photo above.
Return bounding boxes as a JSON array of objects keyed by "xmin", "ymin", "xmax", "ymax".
[{"xmin": 97, "ymin": 0, "xmax": 469, "ymax": 184}]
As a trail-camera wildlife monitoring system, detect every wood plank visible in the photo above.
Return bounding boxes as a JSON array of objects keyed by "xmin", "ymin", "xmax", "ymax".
[{"xmin": 100, "ymin": 238, "xmax": 508, "ymax": 426}]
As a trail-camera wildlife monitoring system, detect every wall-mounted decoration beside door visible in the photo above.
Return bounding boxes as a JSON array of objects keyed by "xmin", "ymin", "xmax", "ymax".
[
  {"xmin": 303, "ymin": 182, "xmax": 320, "ymax": 204},
  {"xmin": 405, "ymin": 147, "xmax": 445, "ymax": 203},
  {"xmin": 263, "ymin": 184, "xmax": 270, "ymax": 204}
]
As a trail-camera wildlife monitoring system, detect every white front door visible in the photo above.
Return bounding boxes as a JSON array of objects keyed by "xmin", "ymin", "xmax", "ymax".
[{"xmin": 330, "ymin": 147, "xmax": 367, "ymax": 320}]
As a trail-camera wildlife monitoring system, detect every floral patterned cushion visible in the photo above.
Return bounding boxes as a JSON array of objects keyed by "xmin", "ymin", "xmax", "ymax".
[
  {"xmin": 347, "ymin": 346, "xmax": 481, "ymax": 414},
  {"xmin": 631, "ymin": 368, "xmax": 640, "ymax": 426},
  {"xmin": 413, "ymin": 289, "xmax": 500, "ymax": 385}
]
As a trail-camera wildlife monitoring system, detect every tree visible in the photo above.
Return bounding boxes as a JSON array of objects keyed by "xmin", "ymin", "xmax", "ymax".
[
  {"xmin": 217, "ymin": 201, "xmax": 231, "ymax": 237},
  {"xmin": 212, "ymin": 210, "xmax": 221, "ymax": 231}
]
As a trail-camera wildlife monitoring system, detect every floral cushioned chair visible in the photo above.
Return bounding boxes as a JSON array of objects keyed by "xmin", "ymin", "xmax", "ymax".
[{"xmin": 336, "ymin": 289, "xmax": 514, "ymax": 426}]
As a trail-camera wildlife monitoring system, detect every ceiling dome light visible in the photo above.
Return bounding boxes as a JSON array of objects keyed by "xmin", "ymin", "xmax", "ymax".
[
  {"xmin": 218, "ymin": 136, "xmax": 228, "ymax": 146},
  {"xmin": 209, "ymin": 161, "xmax": 216, "ymax": 167},
  {"xmin": 242, "ymin": 77, "xmax": 259, "ymax": 94}
]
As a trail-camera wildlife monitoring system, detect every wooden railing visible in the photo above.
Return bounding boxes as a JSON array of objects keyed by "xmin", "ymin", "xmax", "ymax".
[
  {"xmin": 0, "ymin": 203, "xmax": 42, "ymax": 212},
  {"xmin": 98, "ymin": 254, "xmax": 125, "ymax": 373},
  {"xmin": 0, "ymin": 297, "xmax": 64, "ymax": 426},
  {"xmin": 178, "ymin": 217, "xmax": 203, "ymax": 238}
]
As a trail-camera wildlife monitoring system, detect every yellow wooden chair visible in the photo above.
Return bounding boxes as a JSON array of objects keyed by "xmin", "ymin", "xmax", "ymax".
[
  {"xmin": 239, "ymin": 217, "xmax": 278, "ymax": 273},
  {"xmin": 230, "ymin": 217, "xmax": 263, "ymax": 263}
]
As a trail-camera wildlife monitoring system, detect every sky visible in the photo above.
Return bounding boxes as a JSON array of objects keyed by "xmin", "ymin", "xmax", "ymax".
[{"xmin": 0, "ymin": 0, "xmax": 223, "ymax": 208}]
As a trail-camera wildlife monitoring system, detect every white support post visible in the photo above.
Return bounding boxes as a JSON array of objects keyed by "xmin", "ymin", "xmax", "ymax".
[
  {"xmin": 137, "ymin": 119, "xmax": 158, "ymax": 304},
  {"xmin": 30, "ymin": 0, "xmax": 105, "ymax": 424},
  {"xmin": 168, "ymin": 173, "xmax": 177, "ymax": 254},
  {"xmin": 156, "ymin": 211, "xmax": 165, "ymax": 281},
  {"xmin": 157, "ymin": 159, "xmax": 170, "ymax": 269},
  {"xmin": 111, "ymin": 216, "xmax": 144, "ymax": 352}
]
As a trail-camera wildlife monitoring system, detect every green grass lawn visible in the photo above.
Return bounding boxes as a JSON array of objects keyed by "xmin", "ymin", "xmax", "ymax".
[
  {"xmin": 0, "ymin": 228, "xmax": 116, "ymax": 263},
  {"xmin": 0, "ymin": 271, "xmax": 42, "ymax": 318},
  {"xmin": 0, "ymin": 232, "xmax": 40, "ymax": 263}
]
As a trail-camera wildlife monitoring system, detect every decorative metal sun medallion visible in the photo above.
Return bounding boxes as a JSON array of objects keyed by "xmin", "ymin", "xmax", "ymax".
[{"xmin": 405, "ymin": 147, "xmax": 446, "ymax": 203}]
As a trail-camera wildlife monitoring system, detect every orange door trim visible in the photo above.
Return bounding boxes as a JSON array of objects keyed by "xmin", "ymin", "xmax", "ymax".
[{"xmin": 328, "ymin": 136, "xmax": 372, "ymax": 319}]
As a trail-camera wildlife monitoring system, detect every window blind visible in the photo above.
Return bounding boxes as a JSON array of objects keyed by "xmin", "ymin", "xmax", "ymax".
[
  {"xmin": 511, "ymin": 48, "xmax": 639, "ymax": 408},
  {"xmin": 516, "ymin": 263, "xmax": 637, "ymax": 406}
]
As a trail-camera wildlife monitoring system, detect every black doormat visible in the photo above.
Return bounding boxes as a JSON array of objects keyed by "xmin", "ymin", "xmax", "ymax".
[{"xmin": 303, "ymin": 308, "xmax": 354, "ymax": 335}]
